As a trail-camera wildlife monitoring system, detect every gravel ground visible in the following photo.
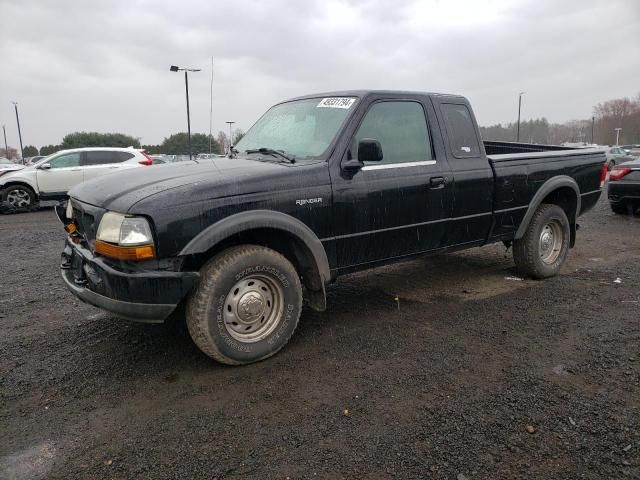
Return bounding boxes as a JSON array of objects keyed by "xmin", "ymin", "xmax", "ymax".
[{"xmin": 0, "ymin": 195, "xmax": 639, "ymax": 480}]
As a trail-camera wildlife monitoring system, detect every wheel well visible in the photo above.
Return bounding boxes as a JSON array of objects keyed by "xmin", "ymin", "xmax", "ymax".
[
  {"xmin": 1, "ymin": 181, "xmax": 38, "ymax": 200},
  {"xmin": 541, "ymin": 186, "xmax": 578, "ymax": 246},
  {"xmin": 183, "ymin": 227, "xmax": 326, "ymax": 310}
]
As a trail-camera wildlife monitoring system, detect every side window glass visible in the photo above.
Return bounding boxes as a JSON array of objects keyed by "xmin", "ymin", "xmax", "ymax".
[
  {"xmin": 441, "ymin": 103, "xmax": 481, "ymax": 158},
  {"xmin": 48, "ymin": 153, "xmax": 81, "ymax": 168},
  {"xmin": 84, "ymin": 151, "xmax": 118, "ymax": 165},
  {"xmin": 115, "ymin": 152, "xmax": 135, "ymax": 162},
  {"xmin": 354, "ymin": 101, "xmax": 432, "ymax": 165}
]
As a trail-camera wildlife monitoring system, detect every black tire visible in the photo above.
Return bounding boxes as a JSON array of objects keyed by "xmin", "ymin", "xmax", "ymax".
[
  {"xmin": 1, "ymin": 184, "xmax": 37, "ymax": 211},
  {"xmin": 513, "ymin": 204, "xmax": 570, "ymax": 279},
  {"xmin": 610, "ymin": 203, "xmax": 628, "ymax": 215},
  {"xmin": 186, "ymin": 245, "xmax": 303, "ymax": 365}
]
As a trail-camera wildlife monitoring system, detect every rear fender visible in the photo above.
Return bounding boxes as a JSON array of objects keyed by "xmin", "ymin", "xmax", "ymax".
[{"xmin": 515, "ymin": 176, "xmax": 581, "ymax": 246}]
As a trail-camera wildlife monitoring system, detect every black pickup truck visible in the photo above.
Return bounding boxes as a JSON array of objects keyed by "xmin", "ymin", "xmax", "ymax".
[{"xmin": 59, "ymin": 90, "xmax": 607, "ymax": 365}]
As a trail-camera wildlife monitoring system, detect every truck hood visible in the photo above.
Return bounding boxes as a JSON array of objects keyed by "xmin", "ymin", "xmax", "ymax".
[{"xmin": 69, "ymin": 158, "xmax": 303, "ymax": 212}]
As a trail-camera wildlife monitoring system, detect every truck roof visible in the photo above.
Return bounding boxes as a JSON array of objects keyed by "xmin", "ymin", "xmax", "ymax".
[{"xmin": 283, "ymin": 90, "xmax": 466, "ymax": 104}]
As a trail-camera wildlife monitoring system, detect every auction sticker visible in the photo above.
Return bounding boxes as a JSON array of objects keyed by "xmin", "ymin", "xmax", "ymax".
[{"xmin": 317, "ymin": 97, "xmax": 356, "ymax": 109}]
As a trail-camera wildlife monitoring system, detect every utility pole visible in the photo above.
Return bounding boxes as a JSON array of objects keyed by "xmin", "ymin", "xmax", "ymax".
[
  {"xmin": 516, "ymin": 92, "xmax": 525, "ymax": 142},
  {"xmin": 615, "ymin": 128, "xmax": 622, "ymax": 146},
  {"xmin": 2, "ymin": 125, "xmax": 8, "ymax": 159},
  {"xmin": 184, "ymin": 71, "xmax": 192, "ymax": 160},
  {"xmin": 209, "ymin": 56, "xmax": 214, "ymax": 153},
  {"xmin": 169, "ymin": 65, "xmax": 201, "ymax": 160},
  {"xmin": 11, "ymin": 101, "xmax": 24, "ymax": 162},
  {"xmin": 226, "ymin": 121, "xmax": 235, "ymax": 154},
  {"xmin": 591, "ymin": 117, "xmax": 595, "ymax": 144}
]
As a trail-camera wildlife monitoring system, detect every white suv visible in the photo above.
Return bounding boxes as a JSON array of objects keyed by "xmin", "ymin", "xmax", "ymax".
[{"xmin": 0, "ymin": 147, "xmax": 153, "ymax": 210}]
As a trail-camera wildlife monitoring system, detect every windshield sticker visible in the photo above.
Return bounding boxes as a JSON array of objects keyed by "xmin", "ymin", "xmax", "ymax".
[{"xmin": 317, "ymin": 97, "xmax": 356, "ymax": 109}]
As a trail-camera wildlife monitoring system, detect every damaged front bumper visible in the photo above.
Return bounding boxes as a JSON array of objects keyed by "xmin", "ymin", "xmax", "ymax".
[{"xmin": 60, "ymin": 237, "xmax": 198, "ymax": 323}]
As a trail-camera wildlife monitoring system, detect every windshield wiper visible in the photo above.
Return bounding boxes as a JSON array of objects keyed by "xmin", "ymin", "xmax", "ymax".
[{"xmin": 244, "ymin": 148, "xmax": 296, "ymax": 164}]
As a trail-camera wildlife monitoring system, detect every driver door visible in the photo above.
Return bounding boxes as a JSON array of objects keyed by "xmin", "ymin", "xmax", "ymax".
[
  {"xmin": 36, "ymin": 152, "xmax": 83, "ymax": 194},
  {"xmin": 330, "ymin": 99, "xmax": 453, "ymax": 268}
]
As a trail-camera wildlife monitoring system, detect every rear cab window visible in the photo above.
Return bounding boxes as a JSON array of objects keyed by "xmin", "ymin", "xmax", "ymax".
[{"xmin": 440, "ymin": 103, "xmax": 481, "ymax": 158}]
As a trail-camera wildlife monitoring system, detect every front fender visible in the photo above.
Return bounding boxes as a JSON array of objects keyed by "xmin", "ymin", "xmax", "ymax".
[
  {"xmin": 0, "ymin": 172, "xmax": 39, "ymax": 195},
  {"xmin": 179, "ymin": 209, "xmax": 331, "ymax": 285}
]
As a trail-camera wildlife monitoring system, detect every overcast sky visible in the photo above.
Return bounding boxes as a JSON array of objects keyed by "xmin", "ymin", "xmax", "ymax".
[{"xmin": 1, "ymin": 0, "xmax": 639, "ymax": 148}]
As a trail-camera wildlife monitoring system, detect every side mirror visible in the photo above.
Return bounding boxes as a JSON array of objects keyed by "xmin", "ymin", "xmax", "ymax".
[
  {"xmin": 357, "ymin": 138, "xmax": 383, "ymax": 163},
  {"xmin": 39, "ymin": 163, "xmax": 51, "ymax": 170}
]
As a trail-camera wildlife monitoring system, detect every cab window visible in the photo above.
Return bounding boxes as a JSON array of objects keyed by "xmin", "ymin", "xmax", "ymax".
[
  {"xmin": 441, "ymin": 103, "xmax": 481, "ymax": 158},
  {"xmin": 354, "ymin": 101, "xmax": 432, "ymax": 166}
]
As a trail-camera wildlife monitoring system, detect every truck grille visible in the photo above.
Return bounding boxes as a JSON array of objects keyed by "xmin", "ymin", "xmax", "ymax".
[
  {"xmin": 70, "ymin": 200, "xmax": 104, "ymax": 243},
  {"xmin": 74, "ymin": 208, "xmax": 95, "ymax": 237}
]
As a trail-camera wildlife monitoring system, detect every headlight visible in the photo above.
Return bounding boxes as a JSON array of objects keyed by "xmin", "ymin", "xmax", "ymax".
[
  {"xmin": 95, "ymin": 212, "xmax": 155, "ymax": 260},
  {"xmin": 65, "ymin": 200, "xmax": 73, "ymax": 219},
  {"xmin": 97, "ymin": 212, "xmax": 153, "ymax": 246}
]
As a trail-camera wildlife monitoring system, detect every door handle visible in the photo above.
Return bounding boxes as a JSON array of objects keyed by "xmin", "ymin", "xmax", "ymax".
[
  {"xmin": 429, "ymin": 176, "xmax": 446, "ymax": 189},
  {"xmin": 71, "ymin": 168, "xmax": 82, "ymax": 171}
]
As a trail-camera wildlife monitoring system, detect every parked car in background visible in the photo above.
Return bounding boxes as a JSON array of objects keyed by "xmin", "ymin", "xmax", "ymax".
[
  {"xmin": 0, "ymin": 147, "xmax": 153, "ymax": 211},
  {"xmin": 605, "ymin": 146, "xmax": 634, "ymax": 169},
  {"xmin": 25, "ymin": 155, "xmax": 46, "ymax": 166},
  {"xmin": 0, "ymin": 157, "xmax": 21, "ymax": 168},
  {"xmin": 608, "ymin": 157, "xmax": 640, "ymax": 214},
  {"xmin": 620, "ymin": 145, "xmax": 640, "ymax": 157},
  {"xmin": 196, "ymin": 153, "xmax": 226, "ymax": 160},
  {"xmin": 0, "ymin": 158, "xmax": 24, "ymax": 176},
  {"xmin": 150, "ymin": 154, "xmax": 172, "ymax": 165}
]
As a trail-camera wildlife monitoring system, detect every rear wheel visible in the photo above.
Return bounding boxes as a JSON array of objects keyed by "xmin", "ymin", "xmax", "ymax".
[
  {"xmin": 611, "ymin": 202, "xmax": 629, "ymax": 214},
  {"xmin": 513, "ymin": 204, "xmax": 570, "ymax": 279},
  {"xmin": 2, "ymin": 185, "xmax": 37, "ymax": 211},
  {"xmin": 186, "ymin": 245, "xmax": 303, "ymax": 365}
]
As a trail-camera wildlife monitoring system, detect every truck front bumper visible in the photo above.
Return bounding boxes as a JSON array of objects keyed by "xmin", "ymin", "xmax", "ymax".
[{"xmin": 60, "ymin": 238, "xmax": 198, "ymax": 323}]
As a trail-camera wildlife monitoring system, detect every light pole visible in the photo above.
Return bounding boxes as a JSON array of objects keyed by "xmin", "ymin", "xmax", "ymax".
[
  {"xmin": 11, "ymin": 101, "xmax": 24, "ymax": 162},
  {"xmin": 226, "ymin": 121, "xmax": 235, "ymax": 154},
  {"xmin": 209, "ymin": 56, "xmax": 214, "ymax": 153},
  {"xmin": 516, "ymin": 92, "xmax": 525, "ymax": 142},
  {"xmin": 614, "ymin": 128, "xmax": 622, "ymax": 146},
  {"xmin": 2, "ymin": 125, "xmax": 8, "ymax": 159},
  {"xmin": 591, "ymin": 116, "xmax": 595, "ymax": 144},
  {"xmin": 170, "ymin": 65, "xmax": 201, "ymax": 160}
]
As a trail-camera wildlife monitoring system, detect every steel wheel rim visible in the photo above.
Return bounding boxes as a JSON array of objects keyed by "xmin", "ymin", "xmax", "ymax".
[
  {"xmin": 6, "ymin": 188, "xmax": 31, "ymax": 208},
  {"xmin": 539, "ymin": 220, "xmax": 563, "ymax": 265},
  {"xmin": 223, "ymin": 275, "xmax": 284, "ymax": 343}
]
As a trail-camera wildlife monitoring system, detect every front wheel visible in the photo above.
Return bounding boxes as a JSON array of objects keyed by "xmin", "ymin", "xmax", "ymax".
[
  {"xmin": 186, "ymin": 245, "xmax": 303, "ymax": 365},
  {"xmin": 2, "ymin": 184, "xmax": 37, "ymax": 211},
  {"xmin": 513, "ymin": 204, "xmax": 570, "ymax": 279}
]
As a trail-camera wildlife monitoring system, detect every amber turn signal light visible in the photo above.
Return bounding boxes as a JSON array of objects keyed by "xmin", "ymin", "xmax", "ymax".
[
  {"xmin": 95, "ymin": 240, "xmax": 155, "ymax": 261},
  {"xmin": 64, "ymin": 222, "xmax": 77, "ymax": 234}
]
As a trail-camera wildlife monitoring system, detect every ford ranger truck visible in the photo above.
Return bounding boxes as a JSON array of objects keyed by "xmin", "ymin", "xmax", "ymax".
[{"xmin": 58, "ymin": 91, "xmax": 607, "ymax": 365}]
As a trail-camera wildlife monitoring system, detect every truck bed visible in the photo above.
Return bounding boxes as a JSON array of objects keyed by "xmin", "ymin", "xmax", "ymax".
[
  {"xmin": 484, "ymin": 141, "xmax": 605, "ymax": 243},
  {"xmin": 483, "ymin": 140, "xmax": 591, "ymax": 156}
]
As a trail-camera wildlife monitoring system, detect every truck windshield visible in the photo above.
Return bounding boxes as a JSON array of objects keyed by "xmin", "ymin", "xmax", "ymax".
[{"xmin": 235, "ymin": 97, "xmax": 357, "ymax": 159}]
